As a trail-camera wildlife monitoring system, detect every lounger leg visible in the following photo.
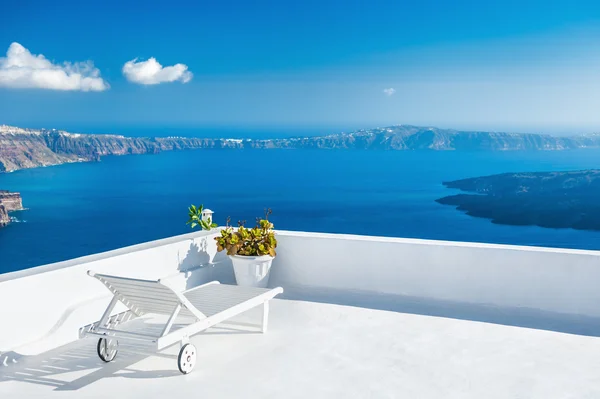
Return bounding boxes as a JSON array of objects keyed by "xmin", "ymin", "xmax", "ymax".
[
  {"xmin": 262, "ymin": 301, "xmax": 269, "ymax": 333},
  {"xmin": 98, "ymin": 296, "xmax": 119, "ymax": 328},
  {"xmin": 161, "ymin": 304, "xmax": 182, "ymax": 337}
]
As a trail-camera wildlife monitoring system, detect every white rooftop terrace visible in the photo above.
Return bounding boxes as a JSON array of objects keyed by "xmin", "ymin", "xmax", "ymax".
[{"xmin": 2, "ymin": 229, "xmax": 600, "ymax": 398}]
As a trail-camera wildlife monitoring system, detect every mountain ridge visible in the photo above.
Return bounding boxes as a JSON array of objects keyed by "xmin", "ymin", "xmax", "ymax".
[{"xmin": 2, "ymin": 124, "xmax": 600, "ymax": 173}]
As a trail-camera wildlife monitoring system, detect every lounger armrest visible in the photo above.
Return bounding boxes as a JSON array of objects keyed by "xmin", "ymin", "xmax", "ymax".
[
  {"xmin": 156, "ymin": 270, "xmax": 186, "ymax": 285},
  {"xmin": 181, "ymin": 281, "xmax": 221, "ymax": 294}
]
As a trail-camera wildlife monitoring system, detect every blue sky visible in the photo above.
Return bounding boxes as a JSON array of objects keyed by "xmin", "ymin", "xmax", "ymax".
[{"xmin": 1, "ymin": 0, "xmax": 600, "ymax": 135}]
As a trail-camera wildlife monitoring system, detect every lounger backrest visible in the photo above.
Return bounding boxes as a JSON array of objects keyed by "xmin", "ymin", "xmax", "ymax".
[{"xmin": 91, "ymin": 272, "xmax": 191, "ymax": 317}]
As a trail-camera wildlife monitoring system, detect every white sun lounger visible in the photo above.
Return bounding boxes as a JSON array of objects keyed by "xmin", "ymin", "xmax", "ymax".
[{"xmin": 81, "ymin": 270, "xmax": 283, "ymax": 374}]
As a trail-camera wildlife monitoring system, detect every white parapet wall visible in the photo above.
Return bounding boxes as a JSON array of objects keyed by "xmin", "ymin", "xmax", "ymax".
[
  {"xmin": 269, "ymin": 231, "xmax": 600, "ymax": 319},
  {"xmin": 2, "ymin": 229, "xmax": 600, "ymax": 362}
]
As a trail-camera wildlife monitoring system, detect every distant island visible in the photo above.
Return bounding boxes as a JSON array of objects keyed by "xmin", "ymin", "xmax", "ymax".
[
  {"xmin": 437, "ymin": 170, "xmax": 600, "ymax": 230},
  {"xmin": 3, "ymin": 124, "xmax": 600, "ymax": 173},
  {"xmin": 0, "ymin": 190, "xmax": 23, "ymax": 227}
]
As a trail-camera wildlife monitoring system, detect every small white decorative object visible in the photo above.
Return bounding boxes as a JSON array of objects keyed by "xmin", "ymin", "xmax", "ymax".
[
  {"xmin": 201, "ymin": 208, "xmax": 214, "ymax": 223},
  {"xmin": 230, "ymin": 254, "xmax": 274, "ymax": 288}
]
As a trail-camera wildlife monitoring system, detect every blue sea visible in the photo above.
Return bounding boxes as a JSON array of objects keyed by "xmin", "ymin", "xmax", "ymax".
[{"xmin": 2, "ymin": 147, "xmax": 600, "ymax": 274}]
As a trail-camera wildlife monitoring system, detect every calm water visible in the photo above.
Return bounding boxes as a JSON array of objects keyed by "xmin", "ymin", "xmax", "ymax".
[{"xmin": 2, "ymin": 148, "xmax": 600, "ymax": 274}]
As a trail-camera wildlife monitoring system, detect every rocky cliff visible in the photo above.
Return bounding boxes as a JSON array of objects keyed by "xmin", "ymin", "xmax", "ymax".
[
  {"xmin": 0, "ymin": 190, "xmax": 23, "ymax": 227},
  {"xmin": 3, "ymin": 124, "xmax": 600, "ymax": 173},
  {"xmin": 0, "ymin": 205, "xmax": 8, "ymax": 226},
  {"xmin": 0, "ymin": 125, "xmax": 215, "ymax": 172},
  {"xmin": 0, "ymin": 125, "xmax": 264, "ymax": 172},
  {"xmin": 261, "ymin": 125, "xmax": 600, "ymax": 151}
]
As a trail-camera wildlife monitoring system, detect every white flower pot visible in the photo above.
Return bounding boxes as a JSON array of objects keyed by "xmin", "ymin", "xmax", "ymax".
[{"xmin": 229, "ymin": 255, "xmax": 274, "ymax": 288}]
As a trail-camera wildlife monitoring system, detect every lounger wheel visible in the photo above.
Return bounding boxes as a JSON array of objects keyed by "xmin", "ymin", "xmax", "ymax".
[
  {"xmin": 177, "ymin": 343, "xmax": 197, "ymax": 374},
  {"xmin": 97, "ymin": 337, "xmax": 118, "ymax": 362}
]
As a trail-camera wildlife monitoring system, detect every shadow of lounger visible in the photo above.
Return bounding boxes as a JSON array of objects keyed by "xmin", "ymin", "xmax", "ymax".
[{"xmin": 0, "ymin": 317, "xmax": 260, "ymax": 391}]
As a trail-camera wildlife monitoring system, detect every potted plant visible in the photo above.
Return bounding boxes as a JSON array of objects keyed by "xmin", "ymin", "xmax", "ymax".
[{"xmin": 215, "ymin": 209, "xmax": 277, "ymax": 288}]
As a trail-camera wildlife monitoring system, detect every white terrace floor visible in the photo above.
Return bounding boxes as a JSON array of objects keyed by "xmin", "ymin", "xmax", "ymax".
[{"xmin": 1, "ymin": 299, "xmax": 600, "ymax": 399}]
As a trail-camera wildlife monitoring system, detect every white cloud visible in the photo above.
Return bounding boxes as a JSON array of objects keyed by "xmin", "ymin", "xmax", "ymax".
[
  {"xmin": 122, "ymin": 57, "xmax": 193, "ymax": 85},
  {"xmin": 383, "ymin": 88, "xmax": 396, "ymax": 96},
  {"xmin": 0, "ymin": 42, "xmax": 109, "ymax": 91}
]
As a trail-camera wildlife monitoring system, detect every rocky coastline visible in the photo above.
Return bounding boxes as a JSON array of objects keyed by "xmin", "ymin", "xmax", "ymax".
[
  {"xmin": 0, "ymin": 190, "xmax": 24, "ymax": 227},
  {"xmin": 436, "ymin": 170, "xmax": 600, "ymax": 230}
]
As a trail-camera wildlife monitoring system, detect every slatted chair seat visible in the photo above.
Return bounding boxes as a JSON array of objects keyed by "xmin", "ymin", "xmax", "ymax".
[{"xmin": 184, "ymin": 283, "xmax": 277, "ymax": 317}]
